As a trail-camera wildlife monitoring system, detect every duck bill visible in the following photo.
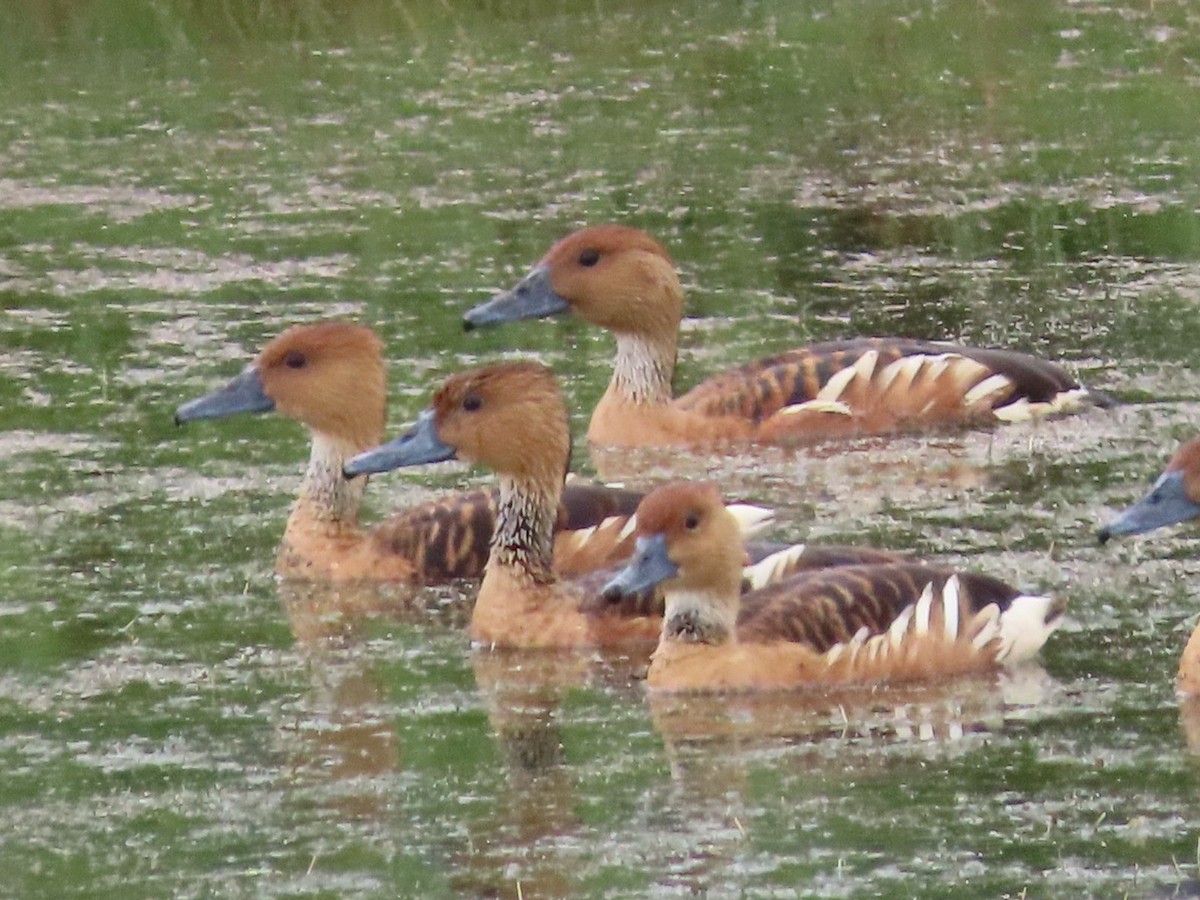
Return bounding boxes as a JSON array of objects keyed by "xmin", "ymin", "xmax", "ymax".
[
  {"xmin": 601, "ymin": 534, "xmax": 678, "ymax": 601},
  {"xmin": 463, "ymin": 265, "xmax": 569, "ymax": 331},
  {"xmin": 175, "ymin": 368, "xmax": 274, "ymax": 424},
  {"xmin": 343, "ymin": 410, "xmax": 457, "ymax": 478},
  {"xmin": 1099, "ymin": 470, "xmax": 1200, "ymax": 543}
]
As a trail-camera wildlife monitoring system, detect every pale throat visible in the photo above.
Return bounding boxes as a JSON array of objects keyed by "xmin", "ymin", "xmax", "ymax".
[
  {"xmin": 610, "ymin": 333, "xmax": 676, "ymax": 405},
  {"xmin": 486, "ymin": 473, "xmax": 559, "ymax": 584},
  {"xmin": 662, "ymin": 589, "xmax": 738, "ymax": 644},
  {"xmin": 294, "ymin": 431, "xmax": 368, "ymax": 526}
]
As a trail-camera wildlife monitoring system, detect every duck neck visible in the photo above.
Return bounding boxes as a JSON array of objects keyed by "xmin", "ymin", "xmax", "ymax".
[
  {"xmin": 290, "ymin": 431, "xmax": 370, "ymax": 533},
  {"xmin": 609, "ymin": 332, "xmax": 676, "ymax": 406},
  {"xmin": 485, "ymin": 473, "xmax": 559, "ymax": 585},
  {"xmin": 662, "ymin": 589, "xmax": 738, "ymax": 645}
]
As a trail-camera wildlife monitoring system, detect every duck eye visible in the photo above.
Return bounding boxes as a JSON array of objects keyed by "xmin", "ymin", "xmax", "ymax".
[
  {"xmin": 463, "ymin": 393, "xmax": 483, "ymax": 412},
  {"xmin": 578, "ymin": 248, "xmax": 600, "ymax": 267},
  {"xmin": 685, "ymin": 512, "xmax": 701, "ymax": 530},
  {"xmin": 284, "ymin": 351, "xmax": 307, "ymax": 369}
]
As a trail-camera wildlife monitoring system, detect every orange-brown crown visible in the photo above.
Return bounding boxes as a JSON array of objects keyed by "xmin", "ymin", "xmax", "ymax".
[
  {"xmin": 429, "ymin": 360, "xmax": 570, "ymax": 484},
  {"xmin": 540, "ymin": 225, "xmax": 683, "ymax": 337},
  {"xmin": 633, "ymin": 481, "xmax": 744, "ymax": 594},
  {"xmin": 1167, "ymin": 436, "xmax": 1200, "ymax": 503},
  {"xmin": 256, "ymin": 322, "xmax": 386, "ymax": 450}
]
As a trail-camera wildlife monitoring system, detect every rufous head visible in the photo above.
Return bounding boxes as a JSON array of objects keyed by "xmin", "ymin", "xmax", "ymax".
[
  {"xmin": 256, "ymin": 323, "xmax": 386, "ymax": 445},
  {"xmin": 464, "ymin": 225, "xmax": 683, "ymax": 340},
  {"xmin": 428, "ymin": 361, "xmax": 570, "ymax": 483},
  {"xmin": 175, "ymin": 322, "xmax": 386, "ymax": 451},
  {"xmin": 603, "ymin": 481, "xmax": 745, "ymax": 601}
]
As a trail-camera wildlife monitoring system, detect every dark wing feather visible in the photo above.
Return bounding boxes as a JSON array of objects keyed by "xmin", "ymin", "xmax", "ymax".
[
  {"xmin": 744, "ymin": 541, "xmax": 909, "ymax": 567},
  {"xmin": 371, "ymin": 490, "xmax": 499, "ymax": 584},
  {"xmin": 559, "ymin": 482, "xmax": 644, "ymax": 530},
  {"xmin": 735, "ymin": 563, "xmax": 1022, "ymax": 651},
  {"xmin": 676, "ymin": 337, "xmax": 1098, "ymax": 423},
  {"xmin": 370, "ymin": 482, "xmax": 647, "ymax": 585}
]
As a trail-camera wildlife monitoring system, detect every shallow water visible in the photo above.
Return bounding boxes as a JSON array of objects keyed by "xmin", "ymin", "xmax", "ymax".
[{"xmin": 4, "ymin": 0, "xmax": 1200, "ymax": 896}]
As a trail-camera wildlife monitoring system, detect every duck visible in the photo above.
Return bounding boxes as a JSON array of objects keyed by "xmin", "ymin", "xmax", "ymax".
[
  {"xmin": 344, "ymin": 361, "xmax": 909, "ymax": 648},
  {"xmin": 1098, "ymin": 435, "xmax": 1200, "ymax": 695},
  {"xmin": 174, "ymin": 321, "xmax": 668, "ymax": 584},
  {"xmin": 464, "ymin": 224, "xmax": 1107, "ymax": 449},
  {"xmin": 601, "ymin": 481, "xmax": 1064, "ymax": 692}
]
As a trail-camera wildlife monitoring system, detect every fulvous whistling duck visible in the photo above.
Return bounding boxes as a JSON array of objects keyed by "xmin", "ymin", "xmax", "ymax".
[
  {"xmin": 344, "ymin": 361, "xmax": 905, "ymax": 647},
  {"xmin": 174, "ymin": 322, "xmax": 661, "ymax": 584},
  {"xmin": 602, "ymin": 481, "xmax": 1065, "ymax": 692},
  {"xmin": 1098, "ymin": 436, "xmax": 1200, "ymax": 694},
  {"xmin": 464, "ymin": 224, "xmax": 1108, "ymax": 449}
]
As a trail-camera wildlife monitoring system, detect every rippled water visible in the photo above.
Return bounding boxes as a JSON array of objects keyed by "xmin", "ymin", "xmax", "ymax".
[{"xmin": 4, "ymin": 0, "xmax": 1200, "ymax": 896}]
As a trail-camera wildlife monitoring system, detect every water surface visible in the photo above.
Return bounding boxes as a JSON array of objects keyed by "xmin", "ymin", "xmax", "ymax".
[{"xmin": 3, "ymin": 0, "xmax": 1200, "ymax": 896}]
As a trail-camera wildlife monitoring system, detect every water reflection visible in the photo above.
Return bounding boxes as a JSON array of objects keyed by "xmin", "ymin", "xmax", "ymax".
[
  {"xmin": 647, "ymin": 665, "xmax": 1053, "ymax": 752},
  {"xmin": 450, "ymin": 646, "xmax": 650, "ymax": 898}
]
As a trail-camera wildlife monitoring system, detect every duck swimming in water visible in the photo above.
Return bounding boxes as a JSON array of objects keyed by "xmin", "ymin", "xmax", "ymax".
[
  {"xmin": 345, "ymin": 361, "xmax": 907, "ymax": 647},
  {"xmin": 175, "ymin": 322, "xmax": 660, "ymax": 584},
  {"xmin": 465, "ymin": 224, "xmax": 1107, "ymax": 449},
  {"xmin": 602, "ymin": 481, "xmax": 1064, "ymax": 692}
]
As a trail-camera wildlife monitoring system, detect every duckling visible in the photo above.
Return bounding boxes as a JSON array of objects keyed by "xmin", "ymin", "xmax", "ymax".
[
  {"xmin": 174, "ymin": 322, "xmax": 654, "ymax": 584},
  {"xmin": 1098, "ymin": 436, "xmax": 1200, "ymax": 694},
  {"xmin": 602, "ymin": 481, "xmax": 1064, "ymax": 692},
  {"xmin": 465, "ymin": 224, "xmax": 1107, "ymax": 449},
  {"xmin": 344, "ymin": 361, "xmax": 907, "ymax": 647}
]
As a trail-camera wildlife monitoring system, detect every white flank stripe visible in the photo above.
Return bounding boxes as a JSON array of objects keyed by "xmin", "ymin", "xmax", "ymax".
[
  {"xmin": 914, "ymin": 583, "xmax": 934, "ymax": 636},
  {"xmin": 895, "ymin": 355, "xmax": 927, "ymax": 385},
  {"xmin": 778, "ymin": 398, "xmax": 853, "ymax": 418},
  {"xmin": 742, "ymin": 544, "xmax": 807, "ymax": 590},
  {"xmin": 727, "ymin": 503, "xmax": 776, "ymax": 537},
  {"xmin": 874, "ymin": 357, "xmax": 904, "ymax": 395},
  {"xmin": 921, "ymin": 355, "xmax": 950, "ymax": 384},
  {"xmin": 888, "ymin": 606, "xmax": 914, "ymax": 648},
  {"xmin": 942, "ymin": 575, "xmax": 960, "ymax": 641},
  {"xmin": 570, "ymin": 526, "xmax": 596, "ymax": 546},
  {"xmin": 815, "ymin": 363, "xmax": 859, "ymax": 403},
  {"xmin": 614, "ymin": 516, "xmax": 636, "ymax": 542},
  {"xmin": 963, "ymin": 373, "xmax": 1013, "ymax": 407}
]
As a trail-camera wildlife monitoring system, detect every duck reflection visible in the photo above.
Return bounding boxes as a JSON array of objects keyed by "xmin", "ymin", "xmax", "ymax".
[
  {"xmin": 272, "ymin": 579, "xmax": 474, "ymax": 826},
  {"xmin": 447, "ymin": 644, "xmax": 651, "ymax": 899},
  {"xmin": 641, "ymin": 666, "xmax": 1054, "ymax": 894}
]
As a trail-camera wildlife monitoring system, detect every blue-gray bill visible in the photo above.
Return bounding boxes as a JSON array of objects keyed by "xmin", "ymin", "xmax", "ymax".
[
  {"xmin": 343, "ymin": 410, "xmax": 457, "ymax": 478},
  {"xmin": 463, "ymin": 265, "xmax": 569, "ymax": 331},
  {"xmin": 174, "ymin": 368, "xmax": 274, "ymax": 425},
  {"xmin": 601, "ymin": 534, "xmax": 679, "ymax": 602},
  {"xmin": 1098, "ymin": 470, "xmax": 1200, "ymax": 544}
]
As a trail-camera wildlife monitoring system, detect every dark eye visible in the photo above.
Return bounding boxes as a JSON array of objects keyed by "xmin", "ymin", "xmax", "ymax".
[
  {"xmin": 578, "ymin": 248, "xmax": 600, "ymax": 267},
  {"xmin": 463, "ymin": 393, "xmax": 482, "ymax": 412},
  {"xmin": 284, "ymin": 351, "xmax": 306, "ymax": 369},
  {"xmin": 685, "ymin": 512, "xmax": 700, "ymax": 530}
]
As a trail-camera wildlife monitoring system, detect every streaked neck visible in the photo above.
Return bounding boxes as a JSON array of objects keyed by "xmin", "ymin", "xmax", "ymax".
[
  {"xmin": 662, "ymin": 589, "xmax": 737, "ymax": 645},
  {"xmin": 486, "ymin": 473, "xmax": 559, "ymax": 584},
  {"xmin": 293, "ymin": 432, "xmax": 368, "ymax": 528},
  {"xmin": 610, "ymin": 333, "xmax": 676, "ymax": 406}
]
